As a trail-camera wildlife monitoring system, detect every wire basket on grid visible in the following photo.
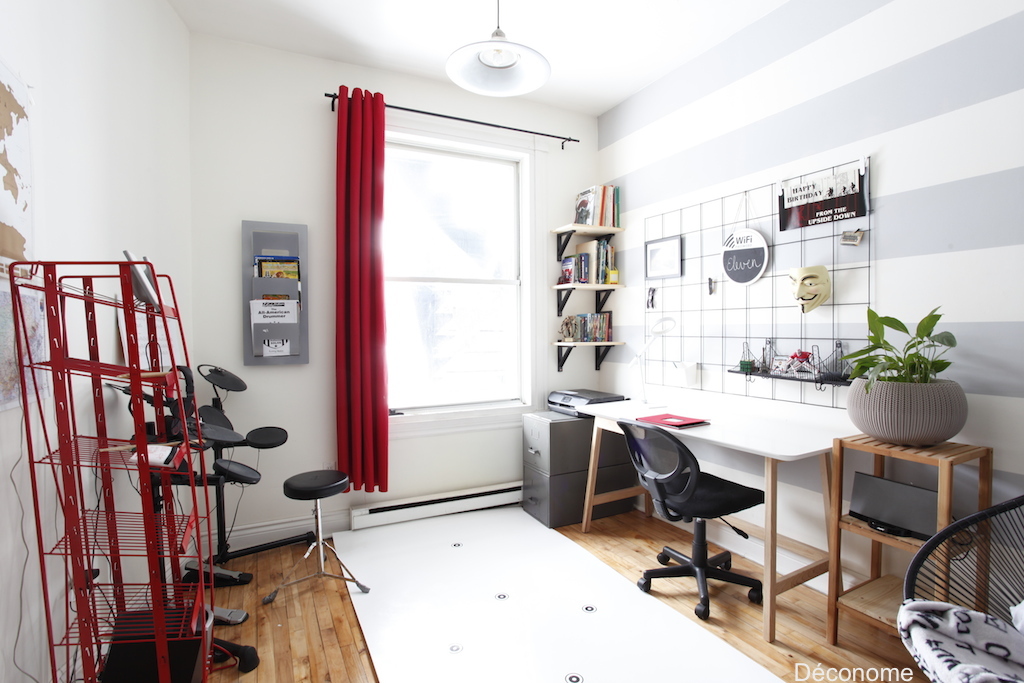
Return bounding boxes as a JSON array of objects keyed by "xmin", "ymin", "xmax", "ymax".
[{"xmin": 815, "ymin": 340, "xmax": 852, "ymax": 385}]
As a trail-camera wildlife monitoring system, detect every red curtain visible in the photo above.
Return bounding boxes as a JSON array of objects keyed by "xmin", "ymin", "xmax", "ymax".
[{"xmin": 335, "ymin": 86, "xmax": 388, "ymax": 492}]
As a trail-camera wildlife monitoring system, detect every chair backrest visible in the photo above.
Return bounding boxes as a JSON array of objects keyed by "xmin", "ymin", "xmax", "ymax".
[
  {"xmin": 617, "ymin": 419, "xmax": 700, "ymax": 522},
  {"xmin": 904, "ymin": 493, "xmax": 1024, "ymax": 624}
]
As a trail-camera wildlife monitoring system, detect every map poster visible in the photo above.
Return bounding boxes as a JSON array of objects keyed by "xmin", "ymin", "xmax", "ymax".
[
  {"xmin": 1, "ymin": 59, "xmax": 32, "ymax": 275},
  {"xmin": 1, "ymin": 59, "xmax": 45, "ymax": 411},
  {"xmin": 779, "ymin": 160, "xmax": 867, "ymax": 231}
]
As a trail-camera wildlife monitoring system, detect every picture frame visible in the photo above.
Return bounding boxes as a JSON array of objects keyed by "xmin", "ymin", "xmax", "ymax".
[{"xmin": 645, "ymin": 236, "xmax": 683, "ymax": 279}]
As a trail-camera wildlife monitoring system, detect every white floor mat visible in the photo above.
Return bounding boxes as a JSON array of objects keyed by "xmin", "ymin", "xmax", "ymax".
[{"xmin": 333, "ymin": 506, "xmax": 781, "ymax": 683}]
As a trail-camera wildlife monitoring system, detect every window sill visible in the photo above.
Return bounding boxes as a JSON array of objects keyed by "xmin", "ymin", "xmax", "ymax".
[{"xmin": 388, "ymin": 402, "xmax": 532, "ymax": 439}]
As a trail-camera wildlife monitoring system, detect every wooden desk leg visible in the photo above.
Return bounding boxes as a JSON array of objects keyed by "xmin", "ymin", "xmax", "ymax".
[
  {"xmin": 819, "ymin": 452, "xmax": 832, "ymax": 532},
  {"xmin": 826, "ymin": 438, "xmax": 845, "ymax": 645},
  {"xmin": 763, "ymin": 457, "xmax": 778, "ymax": 643},
  {"xmin": 580, "ymin": 420, "xmax": 604, "ymax": 534}
]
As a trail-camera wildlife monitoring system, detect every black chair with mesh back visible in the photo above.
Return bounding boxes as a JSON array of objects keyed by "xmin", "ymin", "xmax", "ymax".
[
  {"xmin": 618, "ymin": 418, "xmax": 764, "ymax": 620},
  {"xmin": 899, "ymin": 495, "xmax": 1024, "ymax": 683},
  {"xmin": 904, "ymin": 493, "xmax": 1024, "ymax": 619}
]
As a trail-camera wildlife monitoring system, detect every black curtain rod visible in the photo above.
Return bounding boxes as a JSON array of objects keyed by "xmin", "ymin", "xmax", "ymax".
[{"xmin": 324, "ymin": 92, "xmax": 579, "ymax": 149}]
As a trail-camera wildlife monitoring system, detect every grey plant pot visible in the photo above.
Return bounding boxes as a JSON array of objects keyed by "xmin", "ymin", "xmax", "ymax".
[{"xmin": 846, "ymin": 378, "xmax": 968, "ymax": 447}]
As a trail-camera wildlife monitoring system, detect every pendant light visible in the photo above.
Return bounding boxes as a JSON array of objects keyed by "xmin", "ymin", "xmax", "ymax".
[{"xmin": 446, "ymin": 0, "xmax": 550, "ymax": 97}]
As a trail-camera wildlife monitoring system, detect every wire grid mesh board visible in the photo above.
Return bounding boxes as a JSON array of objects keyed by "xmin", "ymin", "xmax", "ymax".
[{"xmin": 641, "ymin": 160, "xmax": 872, "ymax": 408}]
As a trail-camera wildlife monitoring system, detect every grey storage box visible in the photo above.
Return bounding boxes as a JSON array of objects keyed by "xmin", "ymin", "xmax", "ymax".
[{"xmin": 522, "ymin": 411, "xmax": 637, "ymax": 528}]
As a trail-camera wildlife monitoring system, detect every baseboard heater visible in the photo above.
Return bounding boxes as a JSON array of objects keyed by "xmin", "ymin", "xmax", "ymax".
[{"xmin": 350, "ymin": 481, "xmax": 523, "ymax": 530}]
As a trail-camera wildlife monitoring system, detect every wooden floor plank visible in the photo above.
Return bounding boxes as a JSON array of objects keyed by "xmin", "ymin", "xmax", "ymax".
[{"xmin": 208, "ymin": 510, "xmax": 923, "ymax": 683}]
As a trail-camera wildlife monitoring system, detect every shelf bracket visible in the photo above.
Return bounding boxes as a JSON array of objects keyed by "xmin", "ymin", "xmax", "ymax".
[
  {"xmin": 555, "ymin": 231, "xmax": 576, "ymax": 262},
  {"xmin": 557, "ymin": 346, "xmax": 573, "ymax": 372},
  {"xmin": 556, "ymin": 288, "xmax": 573, "ymax": 317},
  {"xmin": 595, "ymin": 289, "xmax": 612, "ymax": 313},
  {"xmin": 595, "ymin": 345, "xmax": 613, "ymax": 371}
]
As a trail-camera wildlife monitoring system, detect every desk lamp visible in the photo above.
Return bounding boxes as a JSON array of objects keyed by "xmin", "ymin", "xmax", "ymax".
[{"xmin": 629, "ymin": 317, "xmax": 676, "ymax": 404}]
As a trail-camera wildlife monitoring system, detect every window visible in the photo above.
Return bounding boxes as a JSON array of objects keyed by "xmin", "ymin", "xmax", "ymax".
[{"xmin": 382, "ymin": 141, "xmax": 527, "ymax": 412}]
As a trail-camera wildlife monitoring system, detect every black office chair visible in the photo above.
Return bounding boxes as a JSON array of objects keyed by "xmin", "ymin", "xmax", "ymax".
[{"xmin": 618, "ymin": 419, "xmax": 764, "ymax": 620}]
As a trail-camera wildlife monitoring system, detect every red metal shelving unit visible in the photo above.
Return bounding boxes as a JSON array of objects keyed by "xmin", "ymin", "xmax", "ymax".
[{"xmin": 9, "ymin": 260, "xmax": 214, "ymax": 683}]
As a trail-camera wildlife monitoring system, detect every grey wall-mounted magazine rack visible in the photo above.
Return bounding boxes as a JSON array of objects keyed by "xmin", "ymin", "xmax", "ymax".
[{"xmin": 241, "ymin": 220, "xmax": 309, "ymax": 365}]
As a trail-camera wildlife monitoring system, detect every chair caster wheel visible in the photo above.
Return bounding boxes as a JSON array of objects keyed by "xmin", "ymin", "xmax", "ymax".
[
  {"xmin": 261, "ymin": 591, "xmax": 278, "ymax": 605},
  {"xmin": 356, "ymin": 582, "xmax": 370, "ymax": 593},
  {"xmin": 637, "ymin": 577, "xmax": 651, "ymax": 593},
  {"xmin": 695, "ymin": 603, "xmax": 710, "ymax": 620},
  {"xmin": 656, "ymin": 552, "xmax": 671, "ymax": 565},
  {"xmin": 748, "ymin": 588, "xmax": 763, "ymax": 604}
]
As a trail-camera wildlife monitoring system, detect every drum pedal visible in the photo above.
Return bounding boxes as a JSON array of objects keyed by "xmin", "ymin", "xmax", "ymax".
[{"xmin": 182, "ymin": 560, "xmax": 253, "ymax": 587}]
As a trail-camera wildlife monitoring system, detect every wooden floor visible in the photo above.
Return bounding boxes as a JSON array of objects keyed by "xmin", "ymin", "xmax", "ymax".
[
  {"xmin": 208, "ymin": 509, "xmax": 925, "ymax": 682},
  {"xmin": 207, "ymin": 540, "xmax": 376, "ymax": 683}
]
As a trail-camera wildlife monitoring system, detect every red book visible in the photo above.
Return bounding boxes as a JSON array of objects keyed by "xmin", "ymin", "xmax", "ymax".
[{"xmin": 637, "ymin": 414, "xmax": 709, "ymax": 429}]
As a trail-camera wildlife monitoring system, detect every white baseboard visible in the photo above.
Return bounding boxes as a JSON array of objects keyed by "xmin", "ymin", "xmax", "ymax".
[{"xmin": 213, "ymin": 507, "xmax": 352, "ymax": 552}]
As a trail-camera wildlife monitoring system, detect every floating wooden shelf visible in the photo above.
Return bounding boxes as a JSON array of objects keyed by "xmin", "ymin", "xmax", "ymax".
[
  {"xmin": 553, "ymin": 341, "xmax": 625, "ymax": 372},
  {"xmin": 551, "ymin": 224, "xmax": 624, "ymax": 261}
]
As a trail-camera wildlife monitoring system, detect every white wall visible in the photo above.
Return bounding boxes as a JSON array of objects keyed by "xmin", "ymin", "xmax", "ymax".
[
  {"xmin": 185, "ymin": 35, "xmax": 601, "ymax": 543},
  {"xmin": 0, "ymin": 1, "xmax": 191, "ymax": 680},
  {"xmin": 595, "ymin": 0, "xmax": 1024, "ymax": 580}
]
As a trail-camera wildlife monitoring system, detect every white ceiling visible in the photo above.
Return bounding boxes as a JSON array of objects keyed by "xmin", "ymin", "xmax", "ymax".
[{"xmin": 165, "ymin": 0, "xmax": 787, "ymax": 116}]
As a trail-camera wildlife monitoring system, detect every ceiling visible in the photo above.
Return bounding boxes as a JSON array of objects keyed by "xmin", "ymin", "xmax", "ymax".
[{"xmin": 165, "ymin": 0, "xmax": 786, "ymax": 116}]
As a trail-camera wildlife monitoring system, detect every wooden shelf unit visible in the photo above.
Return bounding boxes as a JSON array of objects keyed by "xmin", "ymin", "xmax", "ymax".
[
  {"xmin": 826, "ymin": 434, "xmax": 993, "ymax": 644},
  {"xmin": 551, "ymin": 224, "xmax": 623, "ymax": 372}
]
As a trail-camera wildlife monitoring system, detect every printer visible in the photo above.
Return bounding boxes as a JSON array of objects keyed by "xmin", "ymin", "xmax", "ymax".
[{"xmin": 547, "ymin": 389, "xmax": 626, "ymax": 417}]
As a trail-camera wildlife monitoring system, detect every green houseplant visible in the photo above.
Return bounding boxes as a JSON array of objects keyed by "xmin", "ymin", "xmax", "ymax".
[
  {"xmin": 842, "ymin": 307, "xmax": 967, "ymax": 446},
  {"xmin": 844, "ymin": 307, "xmax": 957, "ymax": 392}
]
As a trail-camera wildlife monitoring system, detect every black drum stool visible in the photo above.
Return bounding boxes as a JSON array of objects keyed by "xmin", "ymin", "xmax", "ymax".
[{"xmin": 262, "ymin": 470, "xmax": 369, "ymax": 604}]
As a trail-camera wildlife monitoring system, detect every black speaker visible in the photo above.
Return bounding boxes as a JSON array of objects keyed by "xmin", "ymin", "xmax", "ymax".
[
  {"xmin": 849, "ymin": 472, "xmax": 939, "ymax": 541},
  {"xmin": 100, "ymin": 609, "xmax": 206, "ymax": 683}
]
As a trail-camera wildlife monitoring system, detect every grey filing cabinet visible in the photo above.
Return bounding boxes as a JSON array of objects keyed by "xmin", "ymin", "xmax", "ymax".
[{"xmin": 522, "ymin": 411, "xmax": 637, "ymax": 528}]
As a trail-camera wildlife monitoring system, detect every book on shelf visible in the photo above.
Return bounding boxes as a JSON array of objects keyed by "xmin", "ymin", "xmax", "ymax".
[
  {"xmin": 561, "ymin": 311, "xmax": 613, "ymax": 343},
  {"xmin": 574, "ymin": 186, "xmax": 599, "ymax": 226},
  {"xmin": 559, "ymin": 253, "xmax": 590, "ymax": 284},
  {"xmin": 576, "ymin": 238, "xmax": 616, "ymax": 285},
  {"xmin": 577, "ymin": 240, "xmax": 599, "ymax": 283},
  {"xmin": 560, "ymin": 257, "xmax": 575, "ymax": 284},
  {"xmin": 610, "ymin": 185, "xmax": 618, "ymax": 228},
  {"xmin": 637, "ymin": 414, "xmax": 709, "ymax": 429},
  {"xmin": 255, "ymin": 255, "xmax": 300, "ymax": 279},
  {"xmin": 572, "ymin": 184, "xmax": 619, "ymax": 227}
]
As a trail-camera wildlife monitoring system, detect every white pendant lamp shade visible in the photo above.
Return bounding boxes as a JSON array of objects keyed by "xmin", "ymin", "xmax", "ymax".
[{"xmin": 447, "ymin": 27, "xmax": 550, "ymax": 97}]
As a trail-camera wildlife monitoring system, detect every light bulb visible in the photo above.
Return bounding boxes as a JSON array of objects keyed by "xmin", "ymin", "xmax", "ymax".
[{"xmin": 479, "ymin": 47, "xmax": 520, "ymax": 69}]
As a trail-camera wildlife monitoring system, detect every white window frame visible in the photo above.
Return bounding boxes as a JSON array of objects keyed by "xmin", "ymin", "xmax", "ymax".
[{"xmin": 383, "ymin": 116, "xmax": 544, "ymax": 437}]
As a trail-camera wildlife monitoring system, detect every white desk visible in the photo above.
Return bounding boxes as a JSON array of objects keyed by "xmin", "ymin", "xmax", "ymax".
[{"xmin": 576, "ymin": 398, "xmax": 852, "ymax": 642}]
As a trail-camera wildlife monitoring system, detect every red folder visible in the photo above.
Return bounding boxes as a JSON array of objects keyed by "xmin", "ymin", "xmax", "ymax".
[{"xmin": 637, "ymin": 414, "xmax": 709, "ymax": 429}]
